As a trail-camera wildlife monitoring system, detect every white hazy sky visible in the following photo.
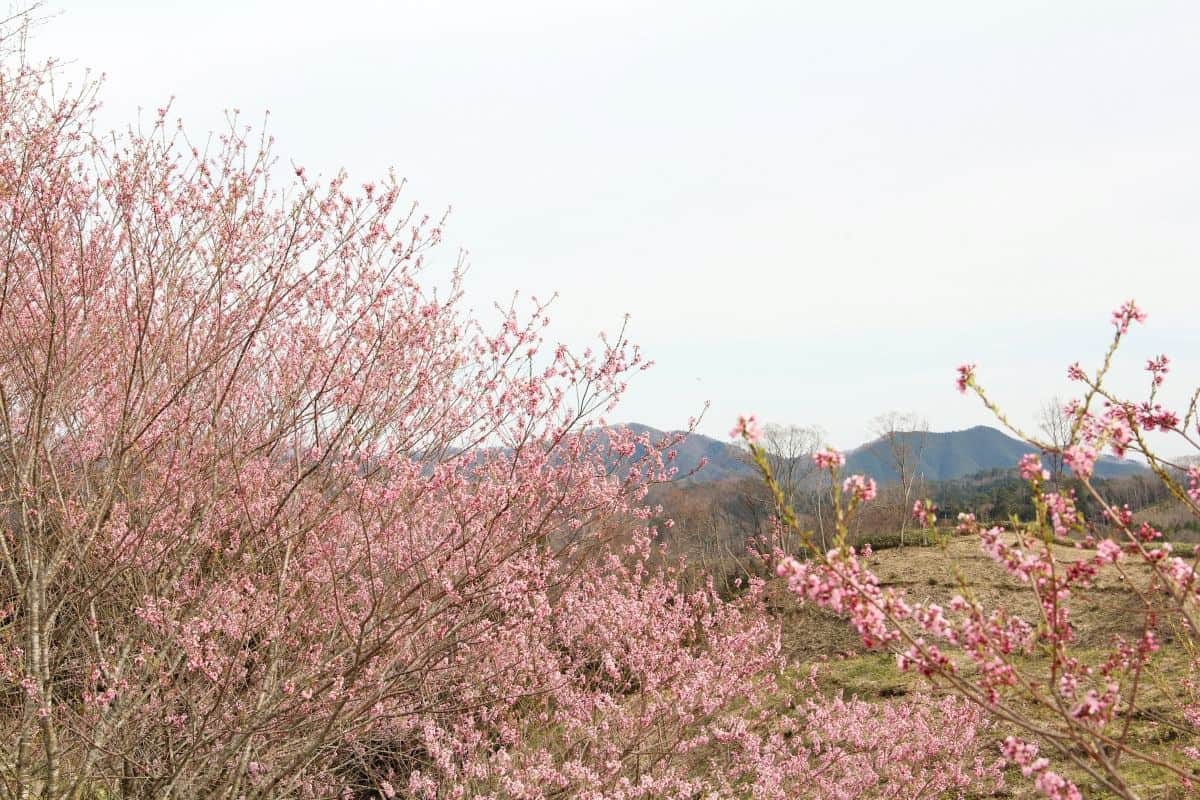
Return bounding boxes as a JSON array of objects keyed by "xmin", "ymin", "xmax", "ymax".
[{"xmin": 33, "ymin": 1, "xmax": 1200, "ymax": 448}]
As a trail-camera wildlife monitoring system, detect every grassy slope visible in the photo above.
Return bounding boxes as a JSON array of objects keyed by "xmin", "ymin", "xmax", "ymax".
[{"xmin": 772, "ymin": 535, "xmax": 1199, "ymax": 799}]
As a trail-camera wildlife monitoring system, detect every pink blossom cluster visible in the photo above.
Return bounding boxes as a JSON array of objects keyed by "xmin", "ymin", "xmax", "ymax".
[
  {"xmin": 1001, "ymin": 738, "xmax": 1082, "ymax": 800},
  {"xmin": 1078, "ymin": 401, "xmax": 1135, "ymax": 456},
  {"xmin": 730, "ymin": 413, "xmax": 763, "ymax": 443},
  {"xmin": 1044, "ymin": 490, "xmax": 1083, "ymax": 536},
  {"xmin": 956, "ymin": 362, "xmax": 976, "ymax": 394},
  {"xmin": 1019, "ymin": 453, "xmax": 1050, "ymax": 482},
  {"xmin": 777, "ymin": 547, "xmax": 904, "ymax": 649},
  {"xmin": 911, "ymin": 499, "xmax": 938, "ymax": 528},
  {"xmin": 1136, "ymin": 401, "xmax": 1179, "ymax": 432},
  {"xmin": 1164, "ymin": 556, "xmax": 1200, "ymax": 599},
  {"xmin": 1111, "ymin": 299, "xmax": 1147, "ymax": 333},
  {"xmin": 1062, "ymin": 443, "xmax": 1098, "ymax": 479},
  {"xmin": 1145, "ymin": 354, "xmax": 1169, "ymax": 386},
  {"xmin": 1106, "ymin": 503, "xmax": 1134, "ymax": 528},
  {"xmin": 842, "ymin": 474, "xmax": 877, "ymax": 503},
  {"xmin": 716, "ymin": 685, "xmax": 1004, "ymax": 799},
  {"xmin": 812, "ymin": 448, "xmax": 845, "ymax": 471}
]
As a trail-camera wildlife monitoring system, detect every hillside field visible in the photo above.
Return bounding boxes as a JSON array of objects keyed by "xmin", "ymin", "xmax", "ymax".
[{"xmin": 770, "ymin": 533, "xmax": 1199, "ymax": 799}]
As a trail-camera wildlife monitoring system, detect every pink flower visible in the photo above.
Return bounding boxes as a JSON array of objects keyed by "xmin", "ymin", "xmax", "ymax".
[
  {"xmin": 1001, "ymin": 735, "xmax": 1040, "ymax": 771},
  {"xmin": 1035, "ymin": 770, "xmax": 1083, "ymax": 800},
  {"xmin": 1063, "ymin": 444, "xmax": 1097, "ymax": 480},
  {"xmin": 730, "ymin": 414, "xmax": 763, "ymax": 443},
  {"xmin": 1045, "ymin": 491, "xmax": 1082, "ymax": 535},
  {"xmin": 813, "ymin": 448, "xmax": 845, "ymax": 471},
  {"xmin": 1146, "ymin": 354, "xmax": 1170, "ymax": 386},
  {"xmin": 1019, "ymin": 454, "xmax": 1049, "ymax": 482},
  {"xmin": 1095, "ymin": 538, "xmax": 1122, "ymax": 564},
  {"xmin": 912, "ymin": 499, "xmax": 938, "ymax": 527},
  {"xmin": 842, "ymin": 474, "xmax": 877, "ymax": 502},
  {"xmin": 955, "ymin": 363, "xmax": 975, "ymax": 394},
  {"xmin": 1111, "ymin": 299, "xmax": 1147, "ymax": 333},
  {"xmin": 1137, "ymin": 402, "xmax": 1179, "ymax": 432}
]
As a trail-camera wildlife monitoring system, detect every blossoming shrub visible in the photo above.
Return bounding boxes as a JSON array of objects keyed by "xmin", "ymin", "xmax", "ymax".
[
  {"xmin": 0, "ymin": 17, "xmax": 1005, "ymax": 799},
  {"xmin": 740, "ymin": 302, "xmax": 1200, "ymax": 799}
]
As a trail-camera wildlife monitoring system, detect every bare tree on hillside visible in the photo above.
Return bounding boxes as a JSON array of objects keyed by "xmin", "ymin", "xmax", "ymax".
[
  {"xmin": 1038, "ymin": 397, "xmax": 1072, "ymax": 487},
  {"xmin": 653, "ymin": 481, "xmax": 764, "ymax": 587},
  {"xmin": 871, "ymin": 411, "xmax": 929, "ymax": 546},
  {"xmin": 738, "ymin": 423, "xmax": 828, "ymax": 552}
]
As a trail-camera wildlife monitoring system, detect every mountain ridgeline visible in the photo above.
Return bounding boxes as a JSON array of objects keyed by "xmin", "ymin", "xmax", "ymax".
[{"xmin": 616, "ymin": 423, "xmax": 1145, "ymax": 485}]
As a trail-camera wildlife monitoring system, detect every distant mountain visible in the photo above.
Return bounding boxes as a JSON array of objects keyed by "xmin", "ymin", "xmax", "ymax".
[
  {"xmin": 616, "ymin": 423, "xmax": 757, "ymax": 483},
  {"xmin": 607, "ymin": 423, "xmax": 1144, "ymax": 484},
  {"xmin": 843, "ymin": 425, "xmax": 1145, "ymax": 482}
]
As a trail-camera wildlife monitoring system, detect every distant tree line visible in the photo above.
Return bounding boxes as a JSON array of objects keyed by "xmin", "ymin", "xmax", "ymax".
[{"xmin": 651, "ymin": 465, "xmax": 1182, "ymax": 579}]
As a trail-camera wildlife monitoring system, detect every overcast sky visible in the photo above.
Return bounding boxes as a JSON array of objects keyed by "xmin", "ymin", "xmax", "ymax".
[{"xmin": 33, "ymin": 1, "xmax": 1200, "ymax": 448}]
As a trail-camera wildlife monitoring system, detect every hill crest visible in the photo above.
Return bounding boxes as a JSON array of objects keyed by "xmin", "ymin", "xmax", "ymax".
[{"xmin": 609, "ymin": 422, "xmax": 1144, "ymax": 484}]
